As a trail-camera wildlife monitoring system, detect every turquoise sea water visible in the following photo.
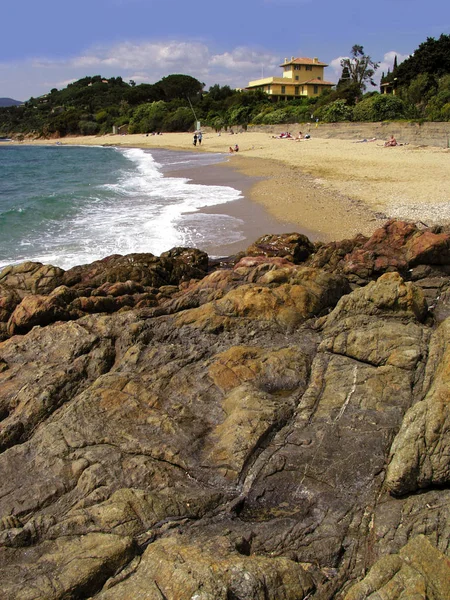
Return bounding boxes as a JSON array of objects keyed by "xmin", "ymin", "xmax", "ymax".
[{"xmin": 0, "ymin": 145, "xmax": 244, "ymax": 270}]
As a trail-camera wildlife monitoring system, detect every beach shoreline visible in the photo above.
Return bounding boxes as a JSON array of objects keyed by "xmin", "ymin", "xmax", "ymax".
[
  {"xmin": 9, "ymin": 131, "xmax": 450, "ymax": 244},
  {"xmin": 163, "ymin": 156, "xmax": 320, "ymax": 258}
]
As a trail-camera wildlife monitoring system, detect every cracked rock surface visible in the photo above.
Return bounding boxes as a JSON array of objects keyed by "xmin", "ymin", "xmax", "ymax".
[{"xmin": 1, "ymin": 221, "xmax": 450, "ymax": 599}]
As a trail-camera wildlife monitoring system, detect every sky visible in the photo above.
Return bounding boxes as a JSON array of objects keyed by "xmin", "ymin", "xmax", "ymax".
[{"xmin": 1, "ymin": 0, "xmax": 449, "ymax": 101}]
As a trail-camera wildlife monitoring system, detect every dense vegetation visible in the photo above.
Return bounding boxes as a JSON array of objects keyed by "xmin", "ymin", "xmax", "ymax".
[
  {"xmin": 1, "ymin": 34, "xmax": 449, "ymax": 137},
  {"xmin": 380, "ymin": 34, "xmax": 450, "ymax": 121}
]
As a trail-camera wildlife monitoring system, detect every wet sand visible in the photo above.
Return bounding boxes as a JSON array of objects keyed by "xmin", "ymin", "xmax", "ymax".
[{"xmin": 164, "ymin": 159, "xmax": 318, "ymax": 257}]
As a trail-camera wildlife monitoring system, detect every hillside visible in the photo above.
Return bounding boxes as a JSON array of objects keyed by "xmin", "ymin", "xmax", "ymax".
[
  {"xmin": 0, "ymin": 97, "xmax": 22, "ymax": 107},
  {"xmin": 0, "ymin": 220, "xmax": 449, "ymax": 599}
]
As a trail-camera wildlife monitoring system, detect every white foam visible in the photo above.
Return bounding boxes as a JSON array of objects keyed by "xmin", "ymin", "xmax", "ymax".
[{"xmin": 11, "ymin": 148, "xmax": 244, "ymax": 270}]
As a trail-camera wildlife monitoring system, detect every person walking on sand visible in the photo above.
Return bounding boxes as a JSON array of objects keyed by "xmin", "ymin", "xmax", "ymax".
[
  {"xmin": 193, "ymin": 133, "xmax": 198, "ymax": 147},
  {"xmin": 198, "ymin": 132, "xmax": 202, "ymax": 146}
]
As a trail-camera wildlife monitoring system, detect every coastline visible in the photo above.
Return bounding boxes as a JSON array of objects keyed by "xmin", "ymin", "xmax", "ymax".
[
  {"xmin": 163, "ymin": 157, "xmax": 318, "ymax": 257},
  {"xmin": 9, "ymin": 131, "xmax": 450, "ymax": 244}
]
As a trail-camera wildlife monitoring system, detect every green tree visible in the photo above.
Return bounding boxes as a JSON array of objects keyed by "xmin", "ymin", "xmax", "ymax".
[
  {"xmin": 159, "ymin": 74, "xmax": 204, "ymax": 101},
  {"xmin": 340, "ymin": 45, "xmax": 379, "ymax": 94},
  {"xmin": 393, "ymin": 34, "xmax": 450, "ymax": 88},
  {"xmin": 207, "ymin": 84, "xmax": 234, "ymax": 101},
  {"xmin": 129, "ymin": 101, "xmax": 167, "ymax": 133},
  {"xmin": 163, "ymin": 107, "xmax": 195, "ymax": 131},
  {"xmin": 337, "ymin": 65, "xmax": 351, "ymax": 89}
]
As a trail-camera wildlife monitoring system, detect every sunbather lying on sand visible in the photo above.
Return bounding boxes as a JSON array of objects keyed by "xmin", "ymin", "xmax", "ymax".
[{"xmin": 353, "ymin": 137, "xmax": 377, "ymax": 143}]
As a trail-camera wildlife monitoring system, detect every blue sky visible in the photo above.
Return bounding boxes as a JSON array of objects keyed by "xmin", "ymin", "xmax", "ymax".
[{"xmin": 1, "ymin": 0, "xmax": 448, "ymax": 100}]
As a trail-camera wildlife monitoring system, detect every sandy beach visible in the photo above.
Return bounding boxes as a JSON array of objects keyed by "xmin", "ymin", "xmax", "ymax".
[{"xmin": 16, "ymin": 130, "xmax": 450, "ymax": 243}]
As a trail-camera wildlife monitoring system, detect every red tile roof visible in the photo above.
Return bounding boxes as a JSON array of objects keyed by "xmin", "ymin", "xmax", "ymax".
[
  {"xmin": 280, "ymin": 57, "xmax": 328, "ymax": 67},
  {"xmin": 303, "ymin": 78, "xmax": 334, "ymax": 85}
]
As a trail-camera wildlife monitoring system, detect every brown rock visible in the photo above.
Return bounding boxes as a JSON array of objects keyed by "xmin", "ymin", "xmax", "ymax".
[
  {"xmin": 0, "ymin": 533, "xmax": 135, "ymax": 600},
  {"xmin": 341, "ymin": 220, "xmax": 450, "ymax": 280},
  {"xmin": 0, "ymin": 261, "xmax": 64, "ymax": 297},
  {"xmin": 1, "ymin": 225, "xmax": 450, "ymax": 599},
  {"xmin": 7, "ymin": 292, "xmax": 70, "ymax": 336},
  {"xmin": 245, "ymin": 232, "xmax": 315, "ymax": 263},
  {"xmin": 344, "ymin": 535, "xmax": 450, "ymax": 600},
  {"xmin": 95, "ymin": 536, "xmax": 314, "ymax": 600},
  {"xmin": 386, "ymin": 317, "xmax": 450, "ymax": 496}
]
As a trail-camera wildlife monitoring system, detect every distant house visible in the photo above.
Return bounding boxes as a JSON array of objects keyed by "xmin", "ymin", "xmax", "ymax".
[
  {"xmin": 247, "ymin": 57, "xmax": 334, "ymax": 100},
  {"xmin": 380, "ymin": 79, "xmax": 398, "ymax": 95}
]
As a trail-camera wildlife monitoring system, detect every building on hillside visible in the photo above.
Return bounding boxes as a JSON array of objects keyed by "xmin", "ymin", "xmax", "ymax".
[
  {"xmin": 247, "ymin": 56, "xmax": 334, "ymax": 100},
  {"xmin": 380, "ymin": 78, "xmax": 398, "ymax": 95}
]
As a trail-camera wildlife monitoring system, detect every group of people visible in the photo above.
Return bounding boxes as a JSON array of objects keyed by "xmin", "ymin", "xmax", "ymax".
[
  {"xmin": 272, "ymin": 131, "xmax": 311, "ymax": 141},
  {"xmin": 273, "ymin": 132, "xmax": 293, "ymax": 139},
  {"xmin": 193, "ymin": 132, "xmax": 203, "ymax": 146}
]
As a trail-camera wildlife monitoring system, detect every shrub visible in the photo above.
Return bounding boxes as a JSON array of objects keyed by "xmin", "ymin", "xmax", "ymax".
[
  {"xmin": 352, "ymin": 96, "xmax": 376, "ymax": 121},
  {"xmin": 352, "ymin": 94, "xmax": 405, "ymax": 121},
  {"xmin": 439, "ymin": 102, "xmax": 450, "ymax": 121},
  {"xmin": 78, "ymin": 121, "xmax": 100, "ymax": 135},
  {"xmin": 261, "ymin": 109, "xmax": 289, "ymax": 124},
  {"xmin": 321, "ymin": 99, "xmax": 353, "ymax": 122},
  {"xmin": 372, "ymin": 95, "xmax": 405, "ymax": 120}
]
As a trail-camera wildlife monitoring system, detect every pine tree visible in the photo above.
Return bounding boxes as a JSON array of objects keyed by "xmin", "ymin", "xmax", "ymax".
[
  {"xmin": 337, "ymin": 65, "xmax": 351, "ymax": 89},
  {"xmin": 340, "ymin": 45, "xmax": 380, "ymax": 94}
]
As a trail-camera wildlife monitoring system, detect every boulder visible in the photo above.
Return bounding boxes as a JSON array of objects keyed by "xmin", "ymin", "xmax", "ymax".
[
  {"xmin": 245, "ymin": 232, "xmax": 315, "ymax": 263},
  {"xmin": 344, "ymin": 535, "xmax": 450, "ymax": 600},
  {"xmin": 0, "ymin": 261, "xmax": 64, "ymax": 297},
  {"xmin": 385, "ymin": 317, "xmax": 450, "ymax": 496}
]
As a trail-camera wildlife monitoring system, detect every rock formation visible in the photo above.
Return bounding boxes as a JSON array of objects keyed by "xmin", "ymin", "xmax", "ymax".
[{"xmin": 0, "ymin": 220, "xmax": 449, "ymax": 599}]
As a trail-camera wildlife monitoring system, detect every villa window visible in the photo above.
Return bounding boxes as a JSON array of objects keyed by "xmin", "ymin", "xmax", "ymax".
[
  {"xmin": 295, "ymin": 86, "xmax": 299, "ymax": 95},
  {"xmin": 317, "ymin": 77, "xmax": 321, "ymax": 80},
  {"xmin": 267, "ymin": 85, "xmax": 271, "ymax": 92},
  {"xmin": 281, "ymin": 86, "xmax": 285, "ymax": 94},
  {"xmin": 294, "ymin": 65, "xmax": 301, "ymax": 70},
  {"xmin": 295, "ymin": 76, "xmax": 299, "ymax": 81},
  {"xmin": 306, "ymin": 65, "xmax": 313, "ymax": 71},
  {"xmin": 314, "ymin": 85, "xmax": 319, "ymax": 94}
]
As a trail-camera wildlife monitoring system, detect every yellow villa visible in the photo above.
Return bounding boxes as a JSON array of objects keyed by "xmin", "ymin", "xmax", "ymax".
[{"xmin": 247, "ymin": 56, "xmax": 334, "ymax": 100}]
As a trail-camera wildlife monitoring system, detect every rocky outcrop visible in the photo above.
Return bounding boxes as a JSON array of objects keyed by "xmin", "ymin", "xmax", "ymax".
[{"xmin": 0, "ymin": 221, "xmax": 449, "ymax": 599}]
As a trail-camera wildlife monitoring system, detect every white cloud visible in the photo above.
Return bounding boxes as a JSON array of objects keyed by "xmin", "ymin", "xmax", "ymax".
[
  {"xmin": 1, "ymin": 40, "xmax": 282, "ymax": 100},
  {"xmin": 378, "ymin": 50, "xmax": 410, "ymax": 78},
  {"xmin": 328, "ymin": 56, "xmax": 346, "ymax": 83}
]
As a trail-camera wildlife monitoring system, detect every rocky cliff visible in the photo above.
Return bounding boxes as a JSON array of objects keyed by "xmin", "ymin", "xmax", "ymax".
[{"xmin": 0, "ymin": 220, "xmax": 449, "ymax": 600}]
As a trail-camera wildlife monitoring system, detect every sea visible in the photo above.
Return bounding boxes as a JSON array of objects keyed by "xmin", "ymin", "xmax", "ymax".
[{"xmin": 0, "ymin": 144, "xmax": 247, "ymax": 271}]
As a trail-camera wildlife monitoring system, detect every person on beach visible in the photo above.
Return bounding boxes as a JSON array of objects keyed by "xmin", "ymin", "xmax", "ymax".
[
  {"xmin": 193, "ymin": 133, "xmax": 198, "ymax": 147},
  {"xmin": 384, "ymin": 135, "xmax": 397, "ymax": 147},
  {"xmin": 198, "ymin": 132, "xmax": 202, "ymax": 145},
  {"xmin": 234, "ymin": 144, "xmax": 239, "ymax": 152},
  {"xmin": 229, "ymin": 146, "xmax": 234, "ymax": 153}
]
